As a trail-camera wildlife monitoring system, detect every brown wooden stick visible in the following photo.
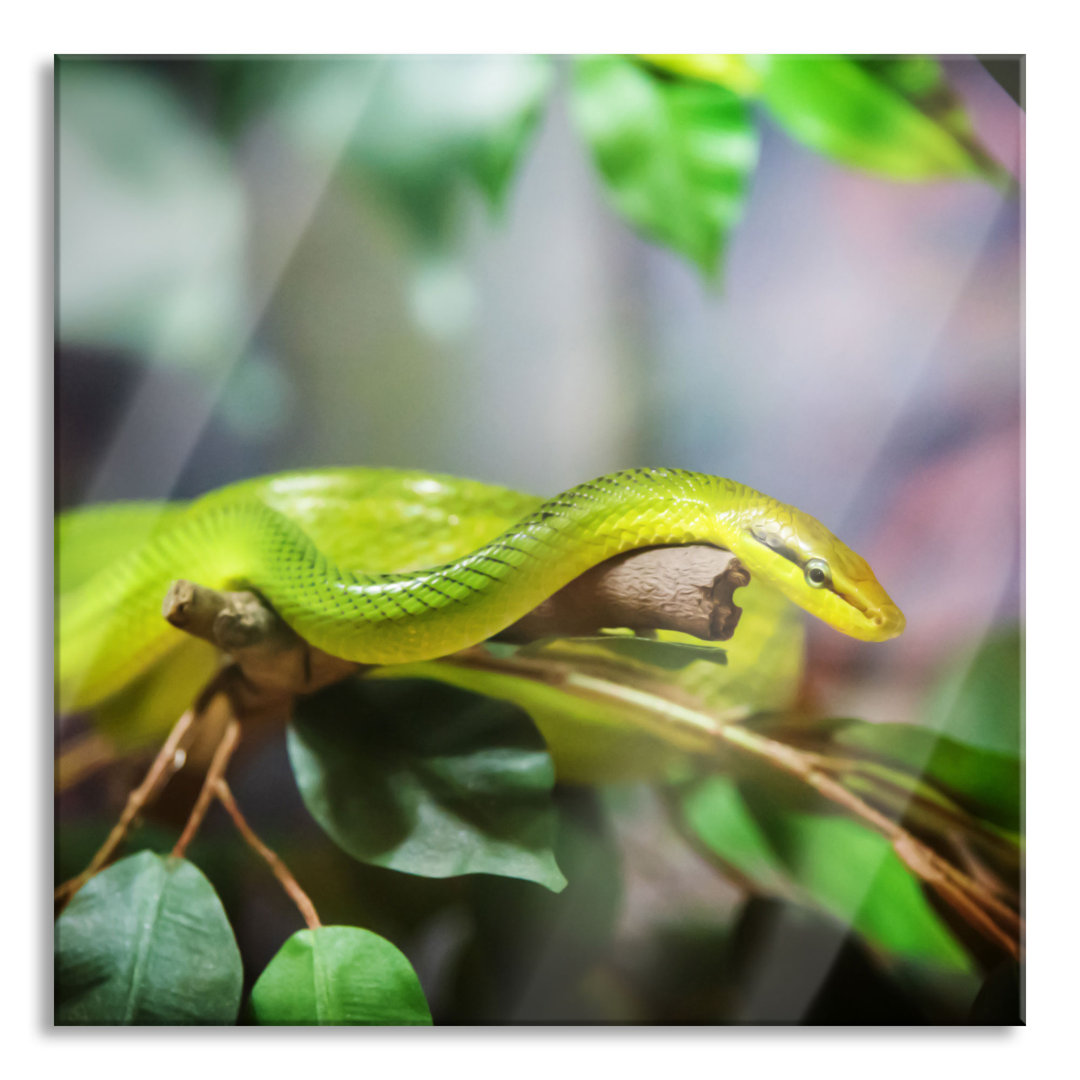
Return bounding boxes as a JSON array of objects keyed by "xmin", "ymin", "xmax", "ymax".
[
  {"xmin": 498, "ymin": 546, "xmax": 750, "ymax": 643},
  {"xmin": 172, "ymin": 719, "xmax": 241, "ymax": 858},
  {"xmin": 215, "ymin": 778, "xmax": 322, "ymax": 931},
  {"xmin": 160, "ymin": 545, "xmax": 751, "ymax": 720},
  {"xmin": 55, "ymin": 706, "xmax": 199, "ymax": 905}
]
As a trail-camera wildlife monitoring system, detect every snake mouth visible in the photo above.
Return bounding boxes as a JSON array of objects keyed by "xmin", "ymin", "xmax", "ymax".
[
  {"xmin": 861, "ymin": 602, "xmax": 906, "ymax": 641},
  {"xmin": 833, "ymin": 580, "xmax": 905, "ymax": 641}
]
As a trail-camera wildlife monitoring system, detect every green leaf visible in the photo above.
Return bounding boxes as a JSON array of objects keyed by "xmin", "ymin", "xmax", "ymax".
[
  {"xmin": 369, "ymin": 580, "xmax": 804, "ymax": 786},
  {"xmin": 571, "ymin": 55, "xmax": 758, "ymax": 275},
  {"xmin": 55, "ymin": 852, "xmax": 243, "ymax": 1025},
  {"xmin": 249, "ymin": 926, "xmax": 432, "ymax": 1026},
  {"xmin": 90, "ymin": 638, "xmax": 220, "ymax": 750},
  {"xmin": 288, "ymin": 678, "xmax": 567, "ymax": 892},
  {"xmin": 680, "ymin": 774, "xmax": 792, "ymax": 893},
  {"xmin": 280, "ymin": 55, "xmax": 553, "ymax": 242},
  {"xmin": 375, "ymin": 658, "xmax": 701, "ymax": 786},
  {"xmin": 638, "ymin": 54, "xmax": 763, "ymax": 96},
  {"xmin": 924, "ymin": 625, "xmax": 1023, "ymax": 758},
  {"xmin": 751, "ymin": 54, "xmax": 1009, "ymax": 185},
  {"xmin": 682, "ymin": 778, "xmax": 972, "ymax": 971}
]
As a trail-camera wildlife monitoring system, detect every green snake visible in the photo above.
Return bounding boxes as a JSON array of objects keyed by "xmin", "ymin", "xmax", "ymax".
[{"xmin": 57, "ymin": 467, "xmax": 904, "ymax": 714}]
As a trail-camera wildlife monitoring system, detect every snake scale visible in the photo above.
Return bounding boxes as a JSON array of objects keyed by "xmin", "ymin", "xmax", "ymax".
[{"xmin": 57, "ymin": 466, "xmax": 904, "ymax": 714}]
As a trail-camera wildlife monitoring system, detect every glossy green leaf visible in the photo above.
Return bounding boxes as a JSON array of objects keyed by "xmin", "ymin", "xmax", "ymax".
[
  {"xmin": 288, "ymin": 678, "xmax": 567, "ymax": 892},
  {"xmin": 571, "ymin": 55, "xmax": 758, "ymax": 274},
  {"xmin": 249, "ymin": 926, "xmax": 432, "ymax": 1026},
  {"xmin": 924, "ymin": 625, "xmax": 1023, "ymax": 758},
  {"xmin": 55, "ymin": 852, "xmax": 243, "ymax": 1025},
  {"xmin": 280, "ymin": 55, "xmax": 553, "ymax": 241},
  {"xmin": 682, "ymin": 778, "xmax": 971, "ymax": 971},
  {"xmin": 751, "ymin": 54, "xmax": 1009, "ymax": 185}
]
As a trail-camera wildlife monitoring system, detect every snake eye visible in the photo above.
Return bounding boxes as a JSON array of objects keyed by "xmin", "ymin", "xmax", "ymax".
[{"xmin": 805, "ymin": 558, "xmax": 830, "ymax": 588}]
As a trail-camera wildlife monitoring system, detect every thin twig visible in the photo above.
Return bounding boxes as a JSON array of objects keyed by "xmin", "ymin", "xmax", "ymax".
[
  {"xmin": 215, "ymin": 778, "xmax": 322, "ymax": 931},
  {"xmin": 55, "ymin": 707, "xmax": 199, "ymax": 906},
  {"xmin": 890, "ymin": 833, "xmax": 1019, "ymax": 957},
  {"xmin": 172, "ymin": 719, "xmax": 241, "ymax": 858},
  {"xmin": 718, "ymin": 723, "xmax": 1023, "ymax": 959}
]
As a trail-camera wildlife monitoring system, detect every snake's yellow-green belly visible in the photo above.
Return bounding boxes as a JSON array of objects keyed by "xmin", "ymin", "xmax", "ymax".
[{"xmin": 57, "ymin": 466, "xmax": 904, "ymax": 715}]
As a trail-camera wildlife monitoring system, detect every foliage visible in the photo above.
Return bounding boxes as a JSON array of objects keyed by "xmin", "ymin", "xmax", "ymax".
[
  {"xmin": 55, "ymin": 852, "xmax": 243, "ymax": 1025},
  {"xmin": 288, "ymin": 677, "xmax": 567, "ymax": 892},
  {"xmin": 56, "ymin": 54, "xmax": 1012, "ymax": 369},
  {"xmin": 249, "ymin": 926, "xmax": 432, "ymax": 1026},
  {"xmin": 680, "ymin": 774, "xmax": 971, "ymax": 970},
  {"xmin": 570, "ymin": 55, "xmax": 758, "ymax": 275},
  {"xmin": 56, "ymin": 617, "xmax": 1022, "ymax": 1024},
  {"xmin": 273, "ymin": 55, "xmax": 554, "ymax": 243},
  {"xmin": 744, "ymin": 55, "xmax": 1009, "ymax": 186}
]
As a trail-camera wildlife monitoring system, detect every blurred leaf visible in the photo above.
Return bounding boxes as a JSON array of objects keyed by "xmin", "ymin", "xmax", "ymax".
[
  {"xmin": 924, "ymin": 625, "xmax": 1023, "ymax": 757},
  {"xmin": 55, "ymin": 852, "xmax": 243, "ymax": 1025},
  {"xmin": 680, "ymin": 774, "xmax": 792, "ymax": 893},
  {"xmin": 56, "ymin": 501, "xmax": 189, "ymax": 595},
  {"xmin": 829, "ymin": 720, "xmax": 1021, "ymax": 831},
  {"xmin": 57, "ymin": 59, "xmax": 249, "ymax": 368},
  {"xmin": 750, "ymin": 54, "xmax": 1009, "ymax": 186},
  {"xmin": 56, "ymin": 501, "xmax": 219, "ymax": 745},
  {"xmin": 376, "ymin": 658, "xmax": 699, "ymax": 786},
  {"xmin": 288, "ymin": 678, "xmax": 567, "ymax": 892},
  {"xmin": 91, "ymin": 637, "xmax": 219, "ymax": 749},
  {"xmin": 517, "ymin": 634, "xmax": 727, "ymax": 671},
  {"xmin": 675, "ymin": 580, "xmax": 804, "ymax": 713},
  {"xmin": 372, "ymin": 581, "xmax": 803, "ymax": 786},
  {"xmin": 249, "ymin": 926, "xmax": 432, "ymax": 1026},
  {"xmin": 570, "ymin": 55, "xmax": 758, "ymax": 275},
  {"xmin": 638, "ymin": 54, "xmax": 763, "ymax": 96},
  {"xmin": 682, "ymin": 778, "xmax": 972, "ymax": 971},
  {"xmin": 280, "ymin": 55, "xmax": 553, "ymax": 242}
]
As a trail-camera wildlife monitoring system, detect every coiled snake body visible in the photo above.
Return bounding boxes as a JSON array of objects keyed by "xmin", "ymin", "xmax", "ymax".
[{"xmin": 57, "ymin": 467, "xmax": 904, "ymax": 713}]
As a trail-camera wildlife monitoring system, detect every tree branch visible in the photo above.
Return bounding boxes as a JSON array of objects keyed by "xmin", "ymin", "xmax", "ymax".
[
  {"xmin": 215, "ymin": 778, "xmax": 322, "ymax": 931},
  {"xmin": 162, "ymin": 544, "xmax": 750, "ymax": 719},
  {"xmin": 497, "ymin": 546, "xmax": 749, "ymax": 643},
  {"xmin": 172, "ymin": 718, "xmax": 241, "ymax": 858},
  {"xmin": 55, "ymin": 705, "xmax": 200, "ymax": 907},
  {"xmin": 718, "ymin": 723, "xmax": 1023, "ymax": 960}
]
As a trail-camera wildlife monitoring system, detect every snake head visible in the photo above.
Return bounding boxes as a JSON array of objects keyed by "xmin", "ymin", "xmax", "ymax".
[{"xmin": 734, "ymin": 508, "xmax": 905, "ymax": 642}]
